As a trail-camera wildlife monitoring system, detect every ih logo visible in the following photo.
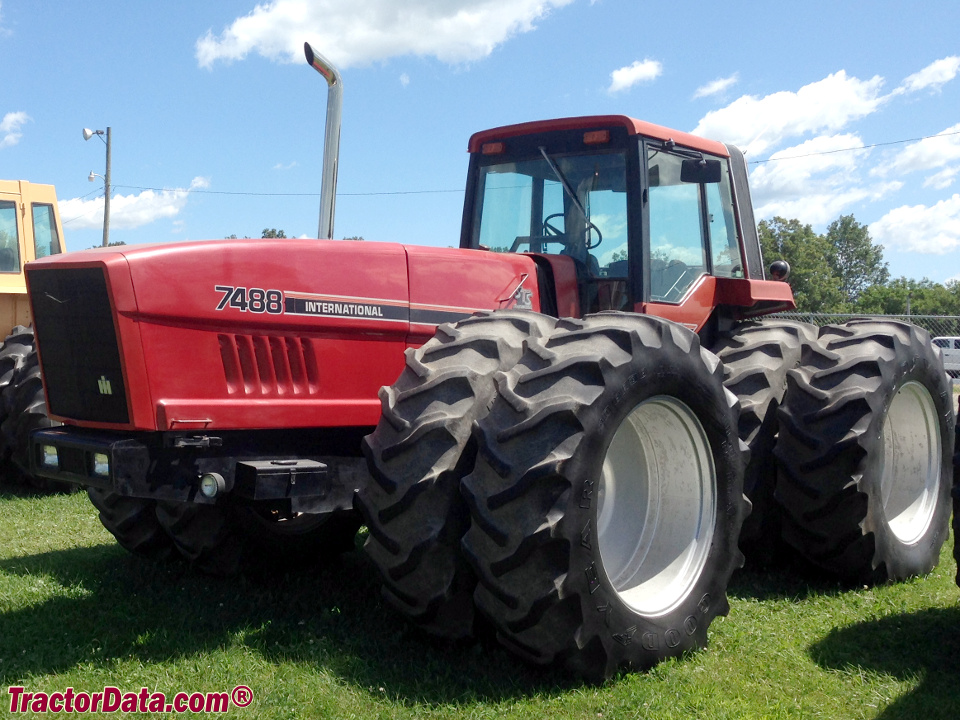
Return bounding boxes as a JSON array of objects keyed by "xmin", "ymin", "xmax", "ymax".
[
  {"xmin": 513, "ymin": 286, "xmax": 533, "ymax": 310},
  {"xmin": 97, "ymin": 375, "xmax": 113, "ymax": 396}
]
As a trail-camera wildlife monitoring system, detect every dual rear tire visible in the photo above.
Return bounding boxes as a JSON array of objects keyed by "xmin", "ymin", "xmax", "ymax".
[
  {"xmin": 714, "ymin": 318, "xmax": 951, "ymax": 584},
  {"xmin": 362, "ymin": 312, "xmax": 953, "ymax": 679},
  {"xmin": 775, "ymin": 319, "xmax": 952, "ymax": 583},
  {"xmin": 362, "ymin": 311, "xmax": 749, "ymax": 680}
]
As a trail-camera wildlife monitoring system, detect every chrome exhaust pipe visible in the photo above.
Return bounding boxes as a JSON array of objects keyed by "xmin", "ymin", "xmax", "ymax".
[{"xmin": 304, "ymin": 42, "xmax": 342, "ymax": 240}]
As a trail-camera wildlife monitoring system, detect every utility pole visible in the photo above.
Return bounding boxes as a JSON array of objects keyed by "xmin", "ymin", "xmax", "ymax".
[{"xmin": 83, "ymin": 126, "xmax": 112, "ymax": 246}]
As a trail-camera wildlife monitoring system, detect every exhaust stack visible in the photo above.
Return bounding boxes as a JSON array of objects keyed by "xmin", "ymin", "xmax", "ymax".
[{"xmin": 304, "ymin": 42, "xmax": 342, "ymax": 240}]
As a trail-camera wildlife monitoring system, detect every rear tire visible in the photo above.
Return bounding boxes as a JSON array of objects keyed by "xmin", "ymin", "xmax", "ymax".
[
  {"xmin": 357, "ymin": 310, "xmax": 557, "ymax": 639},
  {"xmin": 461, "ymin": 313, "xmax": 748, "ymax": 680},
  {"xmin": 88, "ymin": 488, "xmax": 175, "ymax": 561},
  {"xmin": 156, "ymin": 500, "xmax": 360, "ymax": 576},
  {"xmin": 775, "ymin": 320, "xmax": 952, "ymax": 583},
  {"xmin": 711, "ymin": 319, "xmax": 818, "ymax": 562},
  {"xmin": 953, "ymin": 400, "xmax": 960, "ymax": 589}
]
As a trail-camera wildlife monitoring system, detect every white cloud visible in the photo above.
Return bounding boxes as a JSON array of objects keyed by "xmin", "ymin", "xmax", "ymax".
[
  {"xmin": 755, "ymin": 187, "xmax": 901, "ymax": 227},
  {"xmin": 0, "ymin": 111, "xmax": 30, "ymax": 149},
  {"xmin": 750, "ymin": 134, "xmax": 901, "ymax": 225},
  {"xmin": 196, "ymin": 0, "xmax": 575, "ymax": 69},
  {"xmin": 692, "ymin": 71, "xmax": 886, "ymax": 156},
  {"xmin": 59, "ymin": 178, "xmax": 208, "ymax": 231},
  {"xmin": 924, "ymin": 167, "xmax": 959, "ymax": 190},
  {"xmin": 869, "ymin": 194, "xmax": 960, "ymax": 254},
  {"xmin": 751, "ymin": 133, "xmax": 864, "ymax": 197},
  {"xmin": 608, "ymin": 59, "xmax": 662, "ymax": 93},
  {"xmin": 882, "ymin": 122, "xmax": 960, "ymax": 176},
  {"xmin": 400, "ymin": 73, "xmax": 410, "ymax": 87},
  {"xmin": 693, "ymin": 73, "xmax": 738, "ymax": 99},
  {"xmin": 899, "ymin": 56, "xmax": 960, "ymax": 94}
]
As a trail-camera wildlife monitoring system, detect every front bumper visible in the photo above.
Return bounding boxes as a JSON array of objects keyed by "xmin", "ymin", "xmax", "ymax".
[{"xmin": 29, "ymin": 427, "xmax": 367, "ymax": 513}]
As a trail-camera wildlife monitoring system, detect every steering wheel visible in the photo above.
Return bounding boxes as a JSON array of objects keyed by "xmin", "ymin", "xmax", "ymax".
[
  {"xmin": 543, "ymin": 213, "xmax": 603, "ymax": 249},
  {"xmin": 542, "ymin": 213, "xmax": 565, "ymax": 236}
]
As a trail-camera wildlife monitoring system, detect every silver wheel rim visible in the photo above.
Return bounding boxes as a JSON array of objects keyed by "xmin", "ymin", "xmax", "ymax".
[
  {"xmin": 880, "ymin": 380, "xmax": 941, "ymax": 545},
  {"xmin": 596, "ymin": 396, "xmax": 716, "ymax": 616}
]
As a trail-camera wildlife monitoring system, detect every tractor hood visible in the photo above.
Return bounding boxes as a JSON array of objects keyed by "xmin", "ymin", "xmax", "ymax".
[{"xmin": 25, "ymin": 238, "xmax": 539, "ymax": 432}]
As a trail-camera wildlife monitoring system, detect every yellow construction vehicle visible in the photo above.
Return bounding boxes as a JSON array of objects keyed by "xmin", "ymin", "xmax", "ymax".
[{"xmin": 0, "ymin": 180, "xmax": 65, "ymax": 487}]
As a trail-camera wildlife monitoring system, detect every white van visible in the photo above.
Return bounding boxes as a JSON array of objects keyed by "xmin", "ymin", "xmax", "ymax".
[{"xmin": 932, "ymin": 337, "xmax": 960, "ymax": 377}]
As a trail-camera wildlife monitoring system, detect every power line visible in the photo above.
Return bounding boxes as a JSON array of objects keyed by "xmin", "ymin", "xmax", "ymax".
[
  {"xmin": 748, "ymin": 129, "xmax": 960, "ymax": 164},
  {"xmin": 112, "ymin": 184, "xmax": 465, "ymax": 198},
  {"xmin": 113, "ymin": 184, "xmax": 316, "ymax": 197},
  {"xmin": 67, "ymin": 128, "xmax": 960, "ymax": 209}
]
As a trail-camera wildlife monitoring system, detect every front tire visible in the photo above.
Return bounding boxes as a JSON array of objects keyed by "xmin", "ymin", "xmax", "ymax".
[
  {"xmin": 775, "ymin": 320, "xmax": 952, "ymax": 583},
  {"xmin": 461, "ymin": 314, "xmax": 748, "ymax": 680},
  {"xmin": 357, "ymin": 310, "xmax": 557, "ymax": 639}
]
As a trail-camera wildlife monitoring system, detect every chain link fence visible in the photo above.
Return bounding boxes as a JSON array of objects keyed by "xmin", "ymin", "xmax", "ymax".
[{"xmin": 772, "ymin": 313, "xmax": 960, "ymax": 339}]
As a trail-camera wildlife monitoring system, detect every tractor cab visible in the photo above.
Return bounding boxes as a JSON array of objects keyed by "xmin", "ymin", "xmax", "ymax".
[
  {"xmin": 0, "ymin": 180, "xmax": 65, "ymax": 332},
  {"xmin": 459, "ymin": 116, "xmax": 789, "ymax": 335}
]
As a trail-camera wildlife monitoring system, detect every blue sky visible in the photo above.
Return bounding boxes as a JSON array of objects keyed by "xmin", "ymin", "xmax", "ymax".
[{"xmin": 2, "ymin": 0, "xmax": 959, "ymax": 283}]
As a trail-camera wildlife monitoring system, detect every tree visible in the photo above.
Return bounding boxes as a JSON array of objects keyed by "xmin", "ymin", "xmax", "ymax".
[
  {"xmin": 759, "ymin": 217, "xmax": 844, "ymax": 312},
  {"xmin": 826, "ymin": 215, "xmax": 889, "ymax": 306},
  {"xmin": 262, "ymin": 228, "xmax": 286, "ymax": 239},
  {"xmin": 857, "ymin": 277, "xmax": 960, "ymax": 316},
  {"xmin": 342, "ymin": 235, "xmax": 365, "ymax": 241}
]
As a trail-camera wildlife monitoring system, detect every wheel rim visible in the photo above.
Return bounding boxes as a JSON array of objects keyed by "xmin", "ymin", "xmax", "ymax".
[
  {"xmin": 596, "ymin": 396, "xmax": 716, "ymax": 616},
  {"xmin": 880, "ymin": 381, "xmax": 941, "ymax": 545}
]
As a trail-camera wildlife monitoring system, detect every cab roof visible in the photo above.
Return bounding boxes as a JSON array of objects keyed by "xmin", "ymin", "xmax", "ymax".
[{"xmin": 467, "ymin": 115, "xmax": 729, "ymax": 157}]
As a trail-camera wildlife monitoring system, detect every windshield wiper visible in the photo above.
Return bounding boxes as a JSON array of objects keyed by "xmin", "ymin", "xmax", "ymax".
[{"xmin": 538, "ymin": 146, "xmax": 588, "ymax": 219}]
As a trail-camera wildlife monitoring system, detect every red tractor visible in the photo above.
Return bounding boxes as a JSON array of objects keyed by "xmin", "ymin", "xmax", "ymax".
[{"xmin": 24, "ymin": 48, "xmax": 952, "ymax": 681}]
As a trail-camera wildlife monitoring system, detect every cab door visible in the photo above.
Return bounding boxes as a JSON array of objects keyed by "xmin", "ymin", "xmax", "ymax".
[{"xmin": 639, "ymin": 144, "xmax": 744, "ymax": 332}]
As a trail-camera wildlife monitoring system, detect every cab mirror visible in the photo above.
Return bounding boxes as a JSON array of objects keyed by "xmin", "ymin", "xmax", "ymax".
[
  {"xmin": 680, "ymin": 157, "xmax": 722, "ymax": 184},
  {"xmin": 769, "ymin": 260, "xmax": 791, "ymax": 281}
]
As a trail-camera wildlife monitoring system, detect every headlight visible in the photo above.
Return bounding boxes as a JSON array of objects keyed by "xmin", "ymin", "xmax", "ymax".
[
  {"xmin": 91, "ymin": 453, "xmax": 110, "ymax": 478},
  {"xmin": 40, "ymin": 445, "xmax": 59, "ymax": 469},
  {"xmin": 199, "ymin": 472, "xmax": 226, "ymax": 498}
]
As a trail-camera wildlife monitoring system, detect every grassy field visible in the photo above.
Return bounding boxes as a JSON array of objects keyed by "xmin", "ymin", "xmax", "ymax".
[{"xmin": 1, "ymin": 489, "xmax": 959, "ymax": 719}]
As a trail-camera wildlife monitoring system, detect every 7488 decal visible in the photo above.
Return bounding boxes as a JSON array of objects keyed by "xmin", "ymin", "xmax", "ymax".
[{"xmin": 215, "ymin": 285, "xmax": 284, "ymax": 314}]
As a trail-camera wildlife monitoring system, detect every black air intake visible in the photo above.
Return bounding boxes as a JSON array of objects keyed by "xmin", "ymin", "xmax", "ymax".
[{"xmin": 28, "ymin": 267, "xmax": 129, "ymax": 424}]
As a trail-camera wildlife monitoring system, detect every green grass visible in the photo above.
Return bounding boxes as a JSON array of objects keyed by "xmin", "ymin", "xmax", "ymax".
[{"xmin": 1, "ymin": 489, "xmax": 959, "ymax": 719}]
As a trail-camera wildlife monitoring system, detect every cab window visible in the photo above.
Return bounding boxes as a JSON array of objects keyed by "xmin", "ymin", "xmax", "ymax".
[
  {"xmin": 474, "ymin": 150, "xmax": 630, "ymax": 312},
  {"xmin": 0, "ymin": 200, "xmax": 22, "ymax": 272},
  {"xmin": 705, "ymin": 163, "xmax": 742, "ymax": 278},
  {"xmin": 32, "ymin": 203, "xmax": 62, "ymax": 258},
  {"xmin": 646, "ymin": 149, "xmax": 743, "ymax": 303},
  {"xmin": 647, "ymin": 151, "xmax": 706, "ymax": 302}
]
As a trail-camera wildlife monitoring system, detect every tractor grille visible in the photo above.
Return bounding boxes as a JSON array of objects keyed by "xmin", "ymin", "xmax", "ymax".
[
  {"xmin": 28, "ymin": 267, "xmax": 129, "ymax": 424},
  {"xmin": 218, "ymin": 333, "xmax": 320, "ymax": 396}
]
